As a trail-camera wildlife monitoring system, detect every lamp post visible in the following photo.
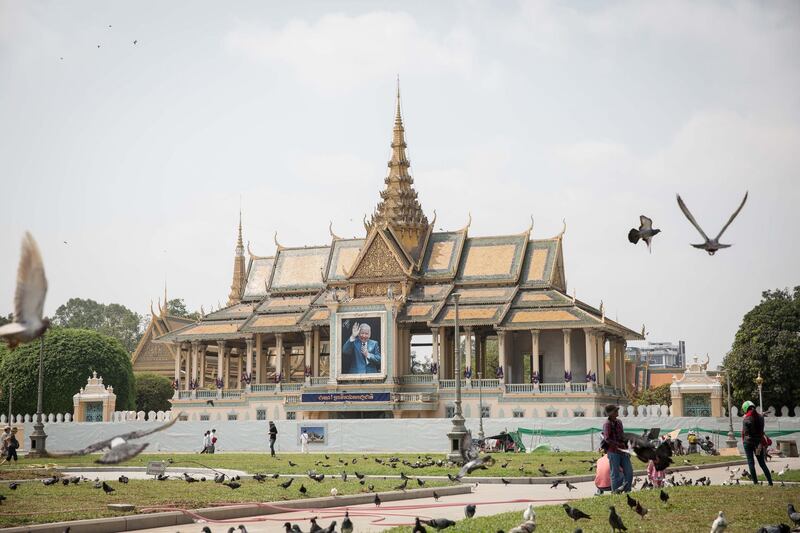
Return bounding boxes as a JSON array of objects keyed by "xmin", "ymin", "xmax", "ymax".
[
  {"xmin": 446, "ymin": 293, "xmax": 468, "ymax": 463},
  {"xmin": 28, "ymin": 336, "xmax": 48, "ymax": 457},
  {"xmin": 723, "ymin": 369, "xmax": 737, "ymax": 449},
  {"xmin": 477, "ymin": 371, "xmax": 484, "ymax": 441},
  {"xmin": 755, "ymin": 371, "xmax": 764, "ymax": 413}
]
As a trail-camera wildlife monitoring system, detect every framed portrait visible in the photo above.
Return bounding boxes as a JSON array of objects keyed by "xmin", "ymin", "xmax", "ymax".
[
  {"xmin": 336, "ymin": 311, "xmax": 386, "ymax": 380},
  {"xmin": 299, "ymin": 425, "xmax": 326, "ymax": 444}
]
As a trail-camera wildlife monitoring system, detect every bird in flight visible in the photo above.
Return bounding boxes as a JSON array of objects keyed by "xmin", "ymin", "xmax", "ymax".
[
  {"xmin": 628, "ymin": 215, "xmax": 661, "ymax": 253},
  {"xmin": 676, "ymin": 192, "xmax": 748, "ymax": 255},
  {"xmin": 0, "ymin": 232, "xmax": 50, "ymax": 349}
]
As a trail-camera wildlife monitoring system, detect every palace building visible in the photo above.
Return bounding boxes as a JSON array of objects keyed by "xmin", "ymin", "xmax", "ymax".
[{"xmin": 158, "ymin": 91, "xmax": 643, "ymax": 421}]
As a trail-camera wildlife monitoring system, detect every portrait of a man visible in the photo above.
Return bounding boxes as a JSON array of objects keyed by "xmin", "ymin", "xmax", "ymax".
[{"xmin": 341, "ymin": 320, "xmax": 381, "ymax": 374}]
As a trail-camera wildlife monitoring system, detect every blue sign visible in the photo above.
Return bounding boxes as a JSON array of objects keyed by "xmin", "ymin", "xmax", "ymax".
[{"xmin": 301, "ymin": 392, "xmax": 391, "ymax": 403}]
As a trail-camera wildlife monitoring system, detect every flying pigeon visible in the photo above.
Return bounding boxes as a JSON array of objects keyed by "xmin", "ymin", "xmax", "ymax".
[
  {"xmin": 628, "ymin": 215, "xmax": 661, "ymax": 252},
  {"xmin": 563, "ymin": 503, "xmax": 591, "ymax": 521},
  {"xmin": 711, "ymin": 510, "xmax": 728, "ymax": 532},
  {"xmin": 622, "ymin": 432, "xmax": 673, "ymax": 471},
  {"xmin": 676, "ymin": 192, "xmax": 748, "ymax": 255},
  {"xmin": 0, "ymin": 232, "xmax": 50, "ymax": 349},
  {"xmin": 47, "ymin": 413, "xmax": 181, "ymax": 463},
  {"xmin": 608, "ymin": 505, "xmax": 627, "ymax": 532}
]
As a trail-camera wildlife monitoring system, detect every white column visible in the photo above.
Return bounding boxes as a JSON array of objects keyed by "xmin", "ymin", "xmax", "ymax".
[
  {"xmin": 275, "ymin": 334, "xmax": 284, "ymax": 381},
  {"xmin": 217, "ymin": 341, "xmax": 226, "ymax": 388},
  {"xmin": 498, "ymin": 330, "xmax": 507, "ymax": 383},
  {"xmin": 235, "ymin": 348, "xmax": 242, "ymax": 388},
  {"xmin": 174, "ymin": 343, "xmax": 182, "ymax": 384},
  {"xmin": 199, "ymin": 345, "xmax": 207, "ymax": 387},
  {"xmin": 191, "ymin": 341, "xmax": 199, "ymax": 385},
  {"xmin": 304, "ymin": 330, "xmax": 313, "ymax": 382},
  {"xmin": 531, "ymin": 330, "xmax": 540, "ymax": 379},
  {"xmin": 464, "ymin": 327, "xmax": 473, "ymax": 375},
  {"xmin": 255, "ymin": 334, "xmax": 262, "ymax": 384},
  {"xmin": 622, "ymin": 340, "xmax": 628, "ymax": 393},
  {"xmin": 562, "ymin": 329, "xmax": 571, "ymax": 379},
  {"xmin": 245, "ymin": 338, "xmax": 254, "ymax": 390},
  {"xmin": 584, "ymin": 330, "xmax": 595, "ymax": 378},
  {"xmin": 431, "ymin": 328, "xmax": 440, "ymax": 376},
  {"xmin": 313, "ymin": 327, "xmax": 320, "ymax": 376},
  {"xmin": 597, "ymin": 334, "xmax": 606, "ymax": 386},
  {"xmin": 183, "ymin": 348, "xmax": 191, "ymax": 390}
]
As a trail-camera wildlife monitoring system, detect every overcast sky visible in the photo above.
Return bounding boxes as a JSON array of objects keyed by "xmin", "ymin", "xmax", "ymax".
[{"xmin": 1, "ymin": 1, "xmax": 798, "ymax": 367}]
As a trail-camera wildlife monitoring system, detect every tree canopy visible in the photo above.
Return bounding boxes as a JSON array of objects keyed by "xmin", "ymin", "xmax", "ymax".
[
  {"xmin": 631, "ymin": 383, "xmax": 672, "ymax": 406},
  {"xmin": 53, "ymin": 298, "xmax": 142, "ymax": 352},
  {"xmin": 0, "ymin": 328, "xmax": 135, "ymax": 414},
  {"xmin": 723, "ymin": 286, "xmax": 800, "ymax": 413},
  {"xmin": 134, "ymin": 372, "xmax": 174, "ymax": 413},
  {"xmin": 166, "ymin": 298, "xmax": 200, "ymax": 320}
]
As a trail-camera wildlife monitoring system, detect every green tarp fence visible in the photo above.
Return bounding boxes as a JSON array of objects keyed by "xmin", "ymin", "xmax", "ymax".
[{"xmin": 516, "ymin": 426, "xmax": 800, "ymax": 438}]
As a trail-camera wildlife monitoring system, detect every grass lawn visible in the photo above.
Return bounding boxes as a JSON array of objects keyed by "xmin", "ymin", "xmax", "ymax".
[
  {"xmin": 0, "ymin": 476, "xmax": 452, "ymax": 528},
  {"xmin": 384, "ymin": 485, "xmax": 800, "ymax": 532},
  {"xmin": 11, "ymin": 451, "xmax": 739, "ymax": 479}
]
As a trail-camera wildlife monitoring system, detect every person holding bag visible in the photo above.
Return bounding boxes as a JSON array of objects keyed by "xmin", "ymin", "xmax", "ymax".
[{"xmin": 741, "ymin": 400, "xmax": 773, "ymax": 486}]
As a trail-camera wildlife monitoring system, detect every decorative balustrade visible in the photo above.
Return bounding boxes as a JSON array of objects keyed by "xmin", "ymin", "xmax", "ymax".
[
  {"xmin": 538, "ymin": 383, "xmax": 566, "ymax": 393},
  {"xmin": 282, "ymin": 383, "xmax": 303, "ymax": 392},
  {"xmin": 196, "ymin": 390, "xmax": 216, "ymax": 399},
  {"xmin": 438, "ymin": 379, "xmax": 456, "ymax": 389},
  {"xmin": 571, "ymin": 383, "xmax": 588, "ymax": 392},
  {"xmin": 309, "ymin": 377, "xmax": 330, "ymax": 386},
  {"xmin": 505, "ymin": 383, "xmax": 535, "ymax": 393},
  {"xmin": 222, "ymin": 390, "xmax": 242, "ymax": 399},
  {"xmin": 398, "ymin": 374, "xmax": 435, "ymax": 385},
  {"xmin": 284, "ymin": 395, "xmax": 300, "ymax": 404},
  {"xmin": 471, "ymin": 379, "xmax": 500, "ymax": 389},
  {"xmin": 393, "ymin": 393, "xmax": 437, "ymax": 403},
  {"xmin": 250, "ymin": 383, "xmax": 277, "ymax": 393},
  {"xmin": 177, "ymin": 391, "xmax": 192, "ymax": 399}
]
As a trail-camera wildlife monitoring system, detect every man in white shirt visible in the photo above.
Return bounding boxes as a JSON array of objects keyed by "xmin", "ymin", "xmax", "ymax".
[{"xmin": 300, "ymin": 430, "xmax": 309, "ymax": 454}]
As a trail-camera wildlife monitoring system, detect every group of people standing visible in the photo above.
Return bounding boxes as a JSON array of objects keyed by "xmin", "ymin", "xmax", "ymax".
[
  {"xmin": 200, "ymin": 429, "xmax": 217, "ymax": 454},
  {"xmin": 598, "ymin": 399, "xmax": 774, "ymax": 494}
]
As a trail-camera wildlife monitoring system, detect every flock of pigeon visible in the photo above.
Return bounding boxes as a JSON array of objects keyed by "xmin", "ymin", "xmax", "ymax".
[{"xmin": 628, "ymin": 192, "xmax": 748, "ymax": 254}]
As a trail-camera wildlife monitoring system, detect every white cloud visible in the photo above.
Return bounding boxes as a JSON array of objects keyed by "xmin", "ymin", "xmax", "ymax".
[{"xmin": 226, "ymin": 11, "xmax": 475, "ymax": 91}]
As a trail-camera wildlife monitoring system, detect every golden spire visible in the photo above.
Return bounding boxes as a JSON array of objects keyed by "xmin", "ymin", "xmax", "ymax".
[
  {"xmin": 227, "ymin": 210, "xmax": 247, "ymax": 306},
  {"xmin": 367, "ymin": 79, "xmax": 428, "ymax": 257}
]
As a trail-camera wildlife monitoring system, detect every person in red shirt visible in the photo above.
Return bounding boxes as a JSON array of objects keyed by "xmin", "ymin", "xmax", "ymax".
[{"xmin": 602, "ymin": 404, "xmax": 633, "ymax": 493}]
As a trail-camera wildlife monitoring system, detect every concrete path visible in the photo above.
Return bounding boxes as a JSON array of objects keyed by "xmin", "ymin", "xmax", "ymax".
[{"xmin": 129, "ymin": 457, "xmax": 800, "ymax": 533}]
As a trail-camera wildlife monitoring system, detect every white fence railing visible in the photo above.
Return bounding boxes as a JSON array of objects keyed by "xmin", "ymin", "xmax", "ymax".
[
  {"xmin": 309, "ymin": 377, "xmax": 330, "ymax": 386},
  {"xmin": 250, "ymin": 383, "xmax": 277, "ymax": 393},
  {"xmin": 398, "ymin": 374, "xmax": 436, "ymax": 385}
]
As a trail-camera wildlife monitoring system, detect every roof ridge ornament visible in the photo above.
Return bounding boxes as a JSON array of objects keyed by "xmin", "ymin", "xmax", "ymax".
[
  {"xmin": 274, "ymin": 231, "xmax": 284, "ymax": 251},
  {"xmin": 526, "ymin": 215, "xmax": 534, "ymax": 236},
  {"xmin": 558, "ymin": 218, "xmax": 567, "ymax": 239},
  {"xmin": 459, "ymin": 212, "xmax": 472, "ymax": 233},
  {"xmin": 329, "ymin": 221, "xmax": 341, "ymax": 240}
]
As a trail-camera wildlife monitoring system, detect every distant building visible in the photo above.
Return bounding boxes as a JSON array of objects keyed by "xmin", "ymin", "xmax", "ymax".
[{"xmin": 626, "ymin": 341, "xmax": 686, "ymax": 390}]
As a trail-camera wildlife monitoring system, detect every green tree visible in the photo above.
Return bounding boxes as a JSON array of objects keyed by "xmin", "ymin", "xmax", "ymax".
[
  {"xmin": 166, "ymin": 298, "xmax": 200, "ymax": 320},
  {"xmin": 134, "ymin": 373, "xmax": 174, "ymax": 412},
  {"xmin": 723, "ymin": 286, "xmax": 800, "ymax": 414},
  {"xmin": 0, "ymin": 313, "xmax": 12, "ymax": 326},
  {"xmin": 0, "ymin": 328, "xmax": 136, "ymax": 414},
  {"xmin": 53, "ymin": 298, "xmax": 143, "ymax": 352},
  {"xmin": 631, "ymin": 383, "xmax": 672, "ymax": 406}
]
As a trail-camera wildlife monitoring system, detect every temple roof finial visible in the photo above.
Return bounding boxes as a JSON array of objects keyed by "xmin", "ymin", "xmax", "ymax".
[{"xmin": 227, "ymin": 211, "xmax": 247, "ymax": 306}]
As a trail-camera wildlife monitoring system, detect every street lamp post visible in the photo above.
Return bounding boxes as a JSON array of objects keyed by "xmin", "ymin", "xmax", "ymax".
[
  {"xmin": 28, "ymin": 336, "xmax": 48, "ymax": 457},
  {"xmin": 446, "ymin": 293, "xmax": 468, "ymax": 463},
  {"xmin": 755, "ymin": 371, "xmax": 764, "ymax": 413},
  {"xmin": 723, "ymin": 369, "xmax": 737, "ymax": 449},
  {"xmin": 477, "ymin": 371, "xmax": 484, "ymax": 441}
]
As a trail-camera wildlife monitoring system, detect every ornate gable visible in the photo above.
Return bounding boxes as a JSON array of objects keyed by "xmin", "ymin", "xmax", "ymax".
[{"xmin": 350, "ymin": 231, "xmax": 408, "ymax": 279}]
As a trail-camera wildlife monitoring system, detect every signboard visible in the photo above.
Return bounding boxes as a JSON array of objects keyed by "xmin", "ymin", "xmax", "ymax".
[
  {"xmin": 146, "ymin": 461, "xmax": 167, "ymax": 476},
  {"xmin": 301, "ymin": 392, "xmax": 391, "ymax": 403}
]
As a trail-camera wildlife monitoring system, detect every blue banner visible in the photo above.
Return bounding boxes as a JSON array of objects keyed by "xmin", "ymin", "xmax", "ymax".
[{"xmin": 301, "ymin": 392, "xmax": 391, "ymax": 403}]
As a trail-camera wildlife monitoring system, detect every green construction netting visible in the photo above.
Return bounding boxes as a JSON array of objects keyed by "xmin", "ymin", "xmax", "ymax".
[{"xmin": 508, "ymin": 431, "xmax": 526, "ymax": 453}]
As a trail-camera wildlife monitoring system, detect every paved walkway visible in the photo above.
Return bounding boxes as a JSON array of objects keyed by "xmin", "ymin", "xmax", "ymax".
[{"xmin": 129, "ymin": 457, "xmax": 800, "ymax": 533}]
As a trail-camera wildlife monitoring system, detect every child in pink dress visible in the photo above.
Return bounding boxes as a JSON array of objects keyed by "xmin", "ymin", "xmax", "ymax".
[{"xmin": 647, "ymin": 459, "xmax": 665, "ymax": 488}]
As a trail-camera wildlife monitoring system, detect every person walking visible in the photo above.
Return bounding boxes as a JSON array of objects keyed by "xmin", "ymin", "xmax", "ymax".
[
  {"xmin": 200, "ymin": 430, "xmax": 210, "ymax": 453},
  {"xmin": 0, "ymin": 426, "xmax": 9, "ymax": 460},
  {"xmin": 268, "ymin": 421, "xmax": 278, "ymax": 457},
  {"xmin": 0, "ymin": 428, "xmax": 19, "ymax": 466},
  {"xmin": 741, "ymin": 400, "xmax": 773, "ymax": 486},
  {"xmin": 209, "ymin": 429, "xmax": 218, "ymax": 454},
  {"xmin": 300, "ymin": 429, "xmax": 309, "ymax": 454},
  {"xmin": 602, "ymin": 404, "xmax": 633, "ymax": 493}
]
